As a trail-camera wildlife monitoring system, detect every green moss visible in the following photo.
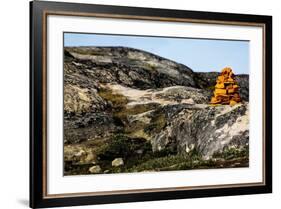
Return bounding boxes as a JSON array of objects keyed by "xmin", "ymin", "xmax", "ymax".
[
  {"xmin": 126, "ymin": 103, "xmax": 157, "ymax": 115},
  {"xmin": 98, "ymin": 87, "xmax": 165, "ymax": 143},
  {"xmin": 207, "ymin": 86, "xmax": 215, "ymax": 90},
  {"xmin": 122, "ymin": 110, "xmax": 167, "ymax": 140},
  {"xmin": 65, "ymin": 138, "xmax": 249, "ymax": 175},
  {"xmin": 96, "ymin": 134, "xmax": 130, "ymax": 161},
  {"xmin": 144, "ymin": 113, "xmax": 166, "ymax": 134},
  {"xmin": 99, "ymin": 88, "xmax": 128, "ymax": 109},
  {"xmin": 124, "ymin": 150, "xmax": 214, "ymax": 172},
  {"xmin": 114, "ymin": 103, "xmax": 156, "ymax": 121},
  {"xmin": 127, "ymin": 129, "xmax": 151, "ymax": 140},
  {"xmin": 96, "ymin": 134, "xmax": 150, "ymax": 161}
]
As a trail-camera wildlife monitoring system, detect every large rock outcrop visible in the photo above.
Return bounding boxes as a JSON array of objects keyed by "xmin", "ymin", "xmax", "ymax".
[
  {"xmin": 64, "ymin": 47, "xmax": 197, "ymax": 90},
  {"xmin": 151, "ymin": 103, "xmax": 249, "ymax": 159},
  {"xmin": 63, "ymin": 46, "xmax": 249, "ymax": 174}
]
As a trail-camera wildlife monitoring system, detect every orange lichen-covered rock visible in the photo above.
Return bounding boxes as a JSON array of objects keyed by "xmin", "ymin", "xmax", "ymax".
[{"xmin": 210, "ymin": 67, "xmax": 241, "ymax": 106}]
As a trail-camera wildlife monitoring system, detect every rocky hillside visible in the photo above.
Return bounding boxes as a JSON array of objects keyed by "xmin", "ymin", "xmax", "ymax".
[{"xmin": 64, "ymin": 47, "xmax": 249, "ymax": 175}]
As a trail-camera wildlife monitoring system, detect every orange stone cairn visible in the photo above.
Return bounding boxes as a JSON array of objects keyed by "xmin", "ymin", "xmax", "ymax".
[{"xmin": 210, "ymin": 67, "xmax": 241, "ymax": 106}]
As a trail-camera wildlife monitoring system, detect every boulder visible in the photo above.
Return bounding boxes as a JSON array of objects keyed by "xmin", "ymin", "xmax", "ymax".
[
  {"xmin": 89, "ymin": 165, "xmax": 102, "ymax": 174},
  {"xmin": 111, "ymin": 158, "xmax": 124, "ymax": 167},
  {"xmin": 151, "ymin": 103, "xmax": 249, "ymax": 159}
]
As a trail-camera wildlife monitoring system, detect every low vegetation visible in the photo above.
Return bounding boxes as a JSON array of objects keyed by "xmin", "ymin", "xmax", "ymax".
[
  {"xmin": 98, "ymin": 87, "xmax": 128, "ymax": 110},
  {"xmin": 64, "ymin": 133, "xmax": 249, "ymax": 175},
  {"xmin": 212, "ymin": 146, "xmax": 249, "ymax": 160}
]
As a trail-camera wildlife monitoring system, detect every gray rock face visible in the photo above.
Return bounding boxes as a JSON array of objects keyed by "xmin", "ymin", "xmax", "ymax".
[
  {"xmin": 64, "ymin": 47, "xmax": 197, "ymax": 90},
  {"xmin": 64, "ymin": 111, "xmax": 119, "ymax": 144},
  {"xmin": 151, "ymin": 103, "xmax": 249, "ymax": 158}
]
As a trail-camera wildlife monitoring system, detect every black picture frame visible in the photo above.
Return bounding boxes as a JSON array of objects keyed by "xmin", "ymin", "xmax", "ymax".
[{"xmin": 30, "ymin": 1, "xmax": 272, "ymax": 208}]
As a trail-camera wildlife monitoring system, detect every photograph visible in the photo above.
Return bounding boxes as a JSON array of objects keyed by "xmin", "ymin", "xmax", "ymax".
[
  {"xmin": 29, "ymin": 1, "xmax": 272, "ymax": 207},
  {"xmin": 63, "ymin": 33, "xmax": 250, "ymax": 175}
]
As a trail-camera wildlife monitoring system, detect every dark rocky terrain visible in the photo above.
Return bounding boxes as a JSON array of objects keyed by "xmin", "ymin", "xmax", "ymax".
[{"xmin": 63, "ymin": 46, "xmax": 249, "ymax": 175}]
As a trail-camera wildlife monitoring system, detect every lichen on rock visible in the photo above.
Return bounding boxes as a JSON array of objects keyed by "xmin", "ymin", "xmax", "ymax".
[{"xmin": 151, "ymin": 103, "xmax": 249, "ymax": 159}]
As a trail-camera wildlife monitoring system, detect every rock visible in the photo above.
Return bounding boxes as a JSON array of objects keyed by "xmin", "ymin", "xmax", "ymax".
[
  {"xmin": 63, "ymin": 46, "xmax": 249, "ymax": 146},
  {"xmin": 89, "ymin": 165, "xmax": 102, "ymax": 174},
  {"xmin": 136, "ymin": 149, "xmax": 144, "ymax": 155},
  {"xmin": 64, "ymin": 145, "xmax": 86, "ymax": 161},
  {"xmin": 64, "ymin": 46, "xmax": 197, "ymax": 90},
  {"xmin": 73, "ymin": 150, "xmax": 85, "ymax": 157},
  {"xmin": 84, "ymin": 152, "xmax": 96, "ymax": 163},
  {"xmin": 111, "ymin": 158, "xmax": 124, "ymax": 167},
  {"xmin": 151, "ymin": 103, "xmax": 249, "ymax": 158},
  {"xmin": 155, "ymin": 86, "xmax": 209, "ymax": 104},
  {"xmin": 64, "ymin": 84, "xmax": 107, "ymax": 115},
  {"xmin": 104, "ymin": 170, "xmax": 110, "ymax": 174}
]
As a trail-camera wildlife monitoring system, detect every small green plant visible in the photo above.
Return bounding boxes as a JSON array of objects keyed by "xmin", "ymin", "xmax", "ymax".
[
  {"xmin": 212, "ymin": 146, "xmax": 249, "ymax": 160},
  {"xmin": 114, "ymin": 103, "xmax": 157, "ymax": 122},
  {"xmin": 207, "ymin": 86, "xmax": 215, "ymax": 90},
  {"xmin": 124, "ymin": 150, "xmax": 213, "ymax": 172},
  {"xmin": 96, "ymin": 134, "xmax": 151, "ymax": 161},
  {"xmin": 97, "ymin": 134, "xmax": 131, "ymax": 161},
  {"xmin": 98, "ymin": 88, "xmax": 128, "ymax": 109}
]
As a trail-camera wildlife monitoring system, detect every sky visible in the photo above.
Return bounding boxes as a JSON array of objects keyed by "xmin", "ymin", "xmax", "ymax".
[{"xmin": 64, "ymin": 33, "xmax": 249, "ymax": 74}]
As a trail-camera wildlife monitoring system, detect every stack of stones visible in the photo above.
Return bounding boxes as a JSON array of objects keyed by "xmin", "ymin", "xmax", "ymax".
[{"xmin": 210, "ymin": 67, "xmax": 241, "ymax": 106}]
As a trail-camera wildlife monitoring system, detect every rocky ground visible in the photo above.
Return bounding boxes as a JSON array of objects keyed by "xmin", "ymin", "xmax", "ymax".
[{"xmin": 63, "ymin": 46, "xmax": 249, "ymax": 175}]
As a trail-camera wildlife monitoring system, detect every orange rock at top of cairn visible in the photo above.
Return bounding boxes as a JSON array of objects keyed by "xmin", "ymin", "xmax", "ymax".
[{"xmin": 210, "ymin": 67, "xmax": 241, "ymax": 106}]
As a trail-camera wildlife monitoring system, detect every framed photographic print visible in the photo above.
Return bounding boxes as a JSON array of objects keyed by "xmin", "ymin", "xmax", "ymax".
[{"xmin": 30, "ymin": 0, "xmax": 272, "ymax": 208}]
